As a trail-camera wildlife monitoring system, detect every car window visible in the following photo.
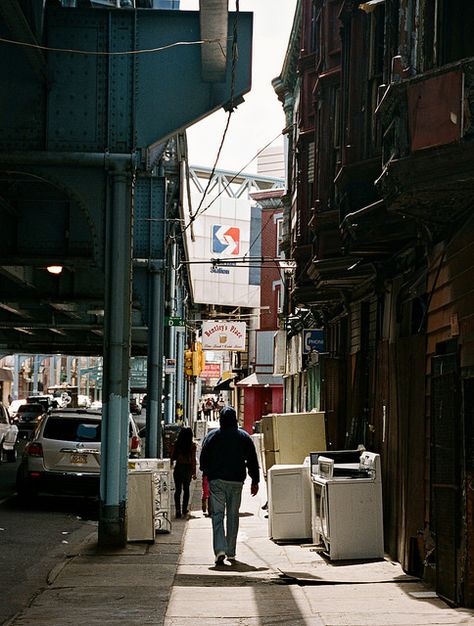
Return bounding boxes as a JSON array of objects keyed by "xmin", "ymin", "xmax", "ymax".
[
  {"xmin": 18, "ymin": 404, "xmax": 43, "ymax": 414},
  {"xmin": 0, "ymin": 406, "xmax": 7, "ymax": 424},
  {"xmin": 43, "ymin": 417, "xmax": 101, "ymax": 442}
]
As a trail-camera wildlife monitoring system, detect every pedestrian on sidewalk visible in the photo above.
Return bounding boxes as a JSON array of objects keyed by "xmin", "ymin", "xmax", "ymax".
[
  {"xmin": 171, "ymin": 427, "xmax": 197, "ymax": 518},
  {"xmin": 201, "ymin": 474, "xmax": 211, "ymax": 516},
  {"xmin": 200, "ymin": 405, "xmax": 260, "ymax": 565}
]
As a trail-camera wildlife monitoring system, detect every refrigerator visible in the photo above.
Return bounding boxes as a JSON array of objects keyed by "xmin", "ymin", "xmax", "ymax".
[
  {"xmin": 268, "ymin": 463, "xmax": 312, "ymax": 541},
  {"xmin": 262, "ymin": 411, "xmax": 327, "ymax": 474}
]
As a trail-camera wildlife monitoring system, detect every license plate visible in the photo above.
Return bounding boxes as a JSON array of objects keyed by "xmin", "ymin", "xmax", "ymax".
[{"xmin": 70, "ymin": 453, "xmax": 88, "ymax": 464}]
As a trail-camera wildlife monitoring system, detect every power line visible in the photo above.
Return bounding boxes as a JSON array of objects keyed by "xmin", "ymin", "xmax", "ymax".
[
  {"xmin": 185, "ymin": 130, "xmax": 283, "ymax": 230},
  {"xmin": 0, "ymin": 35, "xmax": 226, "ymax": 57},
  {"xmin": 185, "ymin": 0, "xmax": 241, "ymax": 229}
]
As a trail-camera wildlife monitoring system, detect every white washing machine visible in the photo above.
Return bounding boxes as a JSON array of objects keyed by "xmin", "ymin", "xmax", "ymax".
[{"xmin": 311, "ymin": 451, "xmax": 384, "ymax": 560}]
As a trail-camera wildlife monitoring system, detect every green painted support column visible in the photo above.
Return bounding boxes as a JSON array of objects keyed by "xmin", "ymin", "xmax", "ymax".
[
  {"xmin": 145, "ymin": 262, "xmax": 165, "ymax": 459},
  {"xmin": 164, "ymin": 239, "xmax": 177, "ymax": 425},
  {"xmin": 175, "ymin": 286, "xmax": 185, "ymax": 410},
  {"xmin": 99, "ymin": 166, "xmax": 133, "ymax": 547}
]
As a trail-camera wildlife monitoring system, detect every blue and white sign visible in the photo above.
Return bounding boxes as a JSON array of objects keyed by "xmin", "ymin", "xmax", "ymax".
[
  {"xmin": 183, "ymin": 191, "xmax": 260, "ymax": 308},
  {"xmin": 303, "ymin": 329, "xmax": 325, "ymax": 354}
]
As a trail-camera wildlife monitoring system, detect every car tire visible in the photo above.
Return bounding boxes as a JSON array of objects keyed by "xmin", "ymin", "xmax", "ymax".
[{"xmin": 16, "ymin": 470, "xmax": 38, "ymax": 500}]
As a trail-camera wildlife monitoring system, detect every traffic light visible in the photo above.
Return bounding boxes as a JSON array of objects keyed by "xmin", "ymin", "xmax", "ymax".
[
  {"xmin": 184, "ymin": 349, "xmax": 193, "ymax": 377},
  {"xmin": 192, "ymin": 342, "xmax": 206, "ymax": 376}
]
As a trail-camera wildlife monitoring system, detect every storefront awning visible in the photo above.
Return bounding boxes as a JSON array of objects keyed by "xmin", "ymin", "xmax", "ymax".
[
  {"xmin": 236, "ymin": 373, "xmax": 283, "ymax": 387},
  {"xmin": 213, "ymin": 374, "xmax": 238, "ymax": 392}
]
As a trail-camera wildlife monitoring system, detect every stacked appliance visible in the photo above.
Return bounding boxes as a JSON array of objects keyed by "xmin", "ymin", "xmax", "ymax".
[
  {"xmin": 261, "ymin": 411, "xmax": 326, "ymax": 475},
  {"xmin": 311, "ymin": 450, "xmax": 384, "ymax": 560},
  {"xmin": 127, "ymin": 458, "xmax": 172, "ymax": 541}
]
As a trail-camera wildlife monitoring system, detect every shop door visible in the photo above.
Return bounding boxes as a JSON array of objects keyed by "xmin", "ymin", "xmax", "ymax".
[{"xmin": 431, "ymin": 349, "xmax": 461, "ymax": 605}]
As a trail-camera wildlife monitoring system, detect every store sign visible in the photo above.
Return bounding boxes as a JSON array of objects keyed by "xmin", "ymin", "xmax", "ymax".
[
  {"xmin": 199, "ymin": 362, "xmax": 221, "ymax": 380},
  {"xmin": 303, "ymin": 329, "xmax": 324, "ymax": 354},
  {"xmin": 201, "ymin": 321, "xmax": 246, "ymax": 351}
]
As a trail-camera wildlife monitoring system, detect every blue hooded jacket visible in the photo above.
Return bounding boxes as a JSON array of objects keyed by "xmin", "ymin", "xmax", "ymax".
[{"xmin": 199, "ymin": 406, "xmax": 260, "ymax": 485}]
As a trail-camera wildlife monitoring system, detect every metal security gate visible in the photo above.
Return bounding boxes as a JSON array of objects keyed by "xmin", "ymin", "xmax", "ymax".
[{"xmin": 431, "ymin": 348, "xmax": 461, "ymax": 605}]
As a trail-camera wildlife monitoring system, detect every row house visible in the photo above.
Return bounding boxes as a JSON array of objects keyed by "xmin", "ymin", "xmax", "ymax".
[{"xmin": 274, "ymin": 0, "xmax": 474, "ymax": 607}]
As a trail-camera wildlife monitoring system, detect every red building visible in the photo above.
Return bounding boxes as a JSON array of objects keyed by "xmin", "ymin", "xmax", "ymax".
[{"xmin": 237, "ymin": 189, "xmax": 285, "ymax": 433}]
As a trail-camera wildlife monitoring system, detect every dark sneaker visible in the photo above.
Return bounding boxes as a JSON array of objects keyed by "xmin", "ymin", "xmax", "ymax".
[
  {"xmin": 227, "ymin": 555, "xmax": 236, "ymax": 563},
  {"xmin": 215, "ymin": 553, "xmax": 225, "ymax": 565}
]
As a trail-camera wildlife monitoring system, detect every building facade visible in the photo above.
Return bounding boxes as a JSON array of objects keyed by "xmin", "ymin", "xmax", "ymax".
[{"xmin": 275, "ymin": 0, "xmax": 474, "ymax": 607}]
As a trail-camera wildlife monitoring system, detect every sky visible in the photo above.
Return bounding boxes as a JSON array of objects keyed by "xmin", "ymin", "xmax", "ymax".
[{"xmin": 179, "ymin": 0, "xmax": 297, "ymax": 174}]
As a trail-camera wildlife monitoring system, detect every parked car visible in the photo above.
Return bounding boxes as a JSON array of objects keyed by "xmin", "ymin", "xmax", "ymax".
[
  {"xmin": 8, "ymin": 398, "xmax": 26, "ymax": 418},
  {"xmin": 14, "ymin": 403, "xmax": 48, "ymax": 439},
  {"xmin": 129, "ymin": 398, "xmax": 141, "ymax": 415},
  {"xmin": 77, "ymin": 394, "xmax": 91, "ymax": 408},
  {"xmin": 0, "ymin": 403, "xmax": 19, "ymax": 462},
  {"xmin": 27, "ymin": 394, "xmax": 55, "ymax": 410},
  {"xmin": 16, "ymin": 409, "xmax": 142, "ymax": 498}
]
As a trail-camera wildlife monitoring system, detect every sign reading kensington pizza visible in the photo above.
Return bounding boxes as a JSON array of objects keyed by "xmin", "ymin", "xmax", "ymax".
[{"xmin": 201, "ymin": 321, "xmax": 247, "ymax": 351}]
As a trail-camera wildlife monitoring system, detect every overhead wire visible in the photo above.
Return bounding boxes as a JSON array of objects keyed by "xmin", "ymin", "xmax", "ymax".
[
  {"xmin": 0, "ymin": 35, "xmax": 227, "ymax": 57},
  {"xmin": 185, "ymin": 0, "xmax": 241, "ymax": 232},
  {"xmin": 184, "ymin": 130, "xmax": 284, "ymax": 232}
]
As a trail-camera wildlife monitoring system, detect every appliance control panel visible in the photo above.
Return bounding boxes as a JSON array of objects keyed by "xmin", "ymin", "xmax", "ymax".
[{"xmin": 359, "ymin": 451, "xmax": 380, "ymax": 476}]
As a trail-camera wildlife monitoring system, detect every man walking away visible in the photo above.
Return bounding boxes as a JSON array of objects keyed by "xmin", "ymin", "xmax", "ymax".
[{"xmin": 200, "ymin": 406, "xmax": 260, "ymax": 565}]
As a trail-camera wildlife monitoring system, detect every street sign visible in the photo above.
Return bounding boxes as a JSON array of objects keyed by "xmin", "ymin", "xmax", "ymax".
[
  {"xmin": 303, "ymin": 329, "xmax": 324, "ymax": 354},
  {"xmin": 165, "ymin": 316, "xmax": 185, "ymax": 327},
  {"xmin": 164, "ymin": 358, "xmax": 176, "ymax": 374}
]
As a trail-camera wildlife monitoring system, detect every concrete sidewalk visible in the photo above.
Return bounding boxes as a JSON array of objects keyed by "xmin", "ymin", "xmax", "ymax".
[{"xmin": 7, "ymin": 480, "xmax": 474, "ymax": 626}]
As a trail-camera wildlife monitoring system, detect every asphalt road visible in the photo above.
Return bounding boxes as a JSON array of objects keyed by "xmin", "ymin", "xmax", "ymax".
[{"xmin": 0, "ymin": 447, "xmax": 99, "ymax": 625}]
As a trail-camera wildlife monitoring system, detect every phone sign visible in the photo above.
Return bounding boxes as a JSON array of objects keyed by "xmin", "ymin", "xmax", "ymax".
[{"xmin": 303, "ymin": 329, "xmax": 324, "ymax": 354}]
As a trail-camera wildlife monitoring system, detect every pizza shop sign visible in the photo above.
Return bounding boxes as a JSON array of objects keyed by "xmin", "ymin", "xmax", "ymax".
[{"xmin": 201, "ymin": 321, "xmax": 247, "ymax": 351}]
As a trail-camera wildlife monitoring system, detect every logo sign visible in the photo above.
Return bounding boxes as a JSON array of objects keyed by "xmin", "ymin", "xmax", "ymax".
[
  {"xmin": 201, "ymin": 321, "xmax": 246, "ymax": 351},
  {"xmin": 303, "ymin": 329, "xmax": 325, "ymax": 354},
  {"xmin": 211, "ymin": 225, "xmax": 240, "ymax": 256}
]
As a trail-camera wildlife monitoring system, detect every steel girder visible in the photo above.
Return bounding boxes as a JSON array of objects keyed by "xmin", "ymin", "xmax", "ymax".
[{"xmin": 0, "ymin": 5, "xmax": 253, "ymax": 354}]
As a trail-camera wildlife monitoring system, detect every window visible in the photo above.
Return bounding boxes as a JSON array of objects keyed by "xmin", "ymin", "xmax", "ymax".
[
  {"xmin": 437, "ymin": 0, "xmax": 474, "ymax": 66},
  {"xmin": 310, "ymin": 2, "xmax": 319, "ymax": 53},
  {"xmin": 276, "ymin": 218, "xmax": 285, "ymax": 258},
  {"xmin": 273, "ymin": 281, "xmax": 284, "ymax": 314},
  {"xmin": 43, "ymin": 417, "xmax": 101, "ymax": 442},
  {"xmin": 327, "ymin": 0, "xmax": 341, "ymax": 58}
]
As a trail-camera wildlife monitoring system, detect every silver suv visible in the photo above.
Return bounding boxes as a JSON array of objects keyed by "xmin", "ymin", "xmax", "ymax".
[{"xmin": 16, "ymin": 409, "xmax": 142, "ymax": 498}]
